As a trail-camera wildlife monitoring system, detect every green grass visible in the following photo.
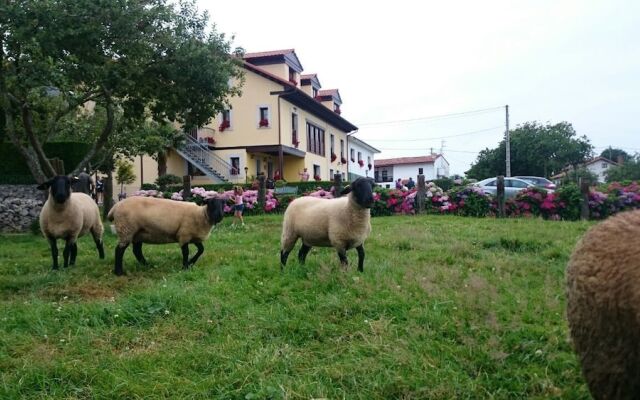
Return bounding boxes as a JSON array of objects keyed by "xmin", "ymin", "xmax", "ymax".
[{"xmin": 0, "ymin": 214, "xmax": 591, "ymax": 399}]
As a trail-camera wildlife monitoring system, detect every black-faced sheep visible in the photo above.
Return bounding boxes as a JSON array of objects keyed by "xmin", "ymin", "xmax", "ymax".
[
  {"xmin": 280, "ymin": 177, "xmax": 375, "ymax": 271},
  {"xmin": 107, "ymin": 196, "xmax": 224, "ymax": 275},
  {"xmin": 38, "ymin": 175, "xmax": 105, "ymax": 270},
  {"xmin": 566, "ymin": 209, "xmax": 640, "ymax": 399}
]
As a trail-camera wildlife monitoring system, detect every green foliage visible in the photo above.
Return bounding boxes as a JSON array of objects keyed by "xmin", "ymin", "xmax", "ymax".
[
  {"xmin": 606, "ymin": 155, "xmax": 640, "ymax": 182},
  {"xmin": 554, "ymin": 184, "xmax": 582, "ymax": 221},
  {"xmin": 1, "ymin": 0, "xmax": 244, "ymax": 181},
  {"xmin": 600, "ymin": 147, "xmax": 629, "ymax": 163},
  {"xmin": 0, "ymin": 215, "xmax": 591, "ymax": 398},
  {"xmin": 466, "ymin": 121, "xmax": 593, "ymax": 179},
  {"xmin": 115, "ymin": 160, "xmax": 136, "ymax": 190},
  {"xmin": 140, "ymin": 183, "xmax": 159, "ymax": 191},
  {"xmin": 0, "ymin": 142, "xmax": 90, "ymax": 183},
  {"xmin": 155, "ymin": 174, "xmax": 182, "ymax": 190},
  {"xmin": 561, "ymin": 167, "xmax": 598, "ymax": 186},
  {"xmin": 431, "ymin": 178, "xmax": 453, "ymax": 191}
]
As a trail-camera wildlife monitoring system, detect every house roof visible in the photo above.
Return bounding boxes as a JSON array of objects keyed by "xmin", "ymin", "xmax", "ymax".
[
  {"xmin": 317, "ymin": 89, "xmax": 342, "ymax": 105},
  {"xmin": 241, "ymin": 61, "xmax": 358, "ymax": 133},
  {"xmin": 375, "ymin": 155, "xmax": 441, "ymax": 167},
  {"xmin": 300, "ymin": 73, "xmax": 321, "ymax": 88},
  {"xmin": 584, "ymin": 156, "xmax": 618, "ymax": 166},
  {"xmin": 243, "ymin": 49, "xmax": 304, "ymax": 73}
]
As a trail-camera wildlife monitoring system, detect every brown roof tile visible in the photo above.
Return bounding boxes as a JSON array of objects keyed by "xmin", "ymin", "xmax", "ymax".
[
  {"xmin": 375, "ymin": 155, "xmax": 439, "ymax": 167},
  {"xmin": 243, "ymin": 49, "xmax": 294, "ymax": 58}
]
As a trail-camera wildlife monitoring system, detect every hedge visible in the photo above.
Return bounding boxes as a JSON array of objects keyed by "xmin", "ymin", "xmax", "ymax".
[{"xmin": 0, "ymin": 142, "xmax": 91, "ymax": 184}]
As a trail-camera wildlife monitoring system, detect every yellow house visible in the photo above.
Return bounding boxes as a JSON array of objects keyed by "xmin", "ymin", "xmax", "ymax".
[{"xmin": 127, "ymin": 48, "xmax": 358, "ymax": 191}]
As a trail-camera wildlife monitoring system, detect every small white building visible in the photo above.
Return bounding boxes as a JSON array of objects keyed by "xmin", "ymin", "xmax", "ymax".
[
  {"xmin": 374, "ymin": 154, "xmax": 450, "ymax": 188},
  {"xmin": 347, "ymin": 136, "xmax": 380, "ymax": 180},
  {"xmin": 551, "ymin": 157, "xmax": 618, "ymax": 183}
]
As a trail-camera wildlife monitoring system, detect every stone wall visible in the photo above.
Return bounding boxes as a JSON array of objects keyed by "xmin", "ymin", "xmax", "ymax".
[{"xmin": 0, "ymin": 185, "xmax": 46, "ymax": 233}]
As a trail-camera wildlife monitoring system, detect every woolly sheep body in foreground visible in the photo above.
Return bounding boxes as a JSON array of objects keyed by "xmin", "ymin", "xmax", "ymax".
[
  {"xmin": 39, "ymin": 192, "xmax": 104, "ymax": 269},
  {"xmin": 280, "ymin": 177, "xmax": 374, "ymax": 271},
  {"xmin": 107, "ymin": 196, "xmax": 224, "ymax": 275},
  {"xmin": 566, "ymin": 209, "xmax": 640, "ymax": 399}
]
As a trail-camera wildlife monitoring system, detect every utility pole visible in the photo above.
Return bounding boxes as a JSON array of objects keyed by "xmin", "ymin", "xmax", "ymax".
[{"xmin": 505, "ymin": 104, "xmax": 511, "ymax": 177}]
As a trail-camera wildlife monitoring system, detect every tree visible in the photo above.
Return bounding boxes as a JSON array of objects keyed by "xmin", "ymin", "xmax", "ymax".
[
  {"xmin": 600, "ymin": 147, "xmax": 629, "ymax": 163},
  {"xmin": 606, "ymin": 154, "xmax": 640, "ymax": 182},
  {"xmin": 466, "ymin": 121, "xmax": 593, "ymax": 179},
  {"xmin": 115, "ymin": 159, "xmax": 136, "ymax": 197},
  {"xmin": 1, "ymin": 0, "xmax": 243, "ymax": 183}
]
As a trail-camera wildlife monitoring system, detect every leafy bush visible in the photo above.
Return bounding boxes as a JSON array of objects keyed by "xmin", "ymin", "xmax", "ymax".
[
  {"xmin": 431, "ymin": 178, "xmax": 453, "ymax": 191},
  {"xmin": 448, "ymin": 186, "xmax": 491, "ymax": 217},
  {"xmin": 155, "ymin": 174, "xmax": 182, "ymax": 190},
  {"xmin": 140, "ymin": 183, "xmax": 159, "ymax": 191}
]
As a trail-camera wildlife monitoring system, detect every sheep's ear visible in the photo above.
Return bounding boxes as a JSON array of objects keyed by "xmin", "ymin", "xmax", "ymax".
[
  {"xmin": 340, "ymin": 185, "xmax": 352, "ymax": 195},
  {"xmin": 37, "ymin": 179, "xmax": 53, "ymax": 190}
]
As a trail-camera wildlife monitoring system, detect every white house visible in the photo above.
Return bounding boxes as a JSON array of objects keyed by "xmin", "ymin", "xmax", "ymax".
[
  {"xmin": 374, "ymin": 154, "xmax": 450, "ymax": 188},
  {"xmin": 347, "ymin": 136, "xmax": 380, "ymax": 180},
  {"xmin": 551, "ymin": 156, "xmax": 618, "ymax": 183}
]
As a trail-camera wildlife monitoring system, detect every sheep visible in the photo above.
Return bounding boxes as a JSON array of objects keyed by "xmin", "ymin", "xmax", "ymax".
[
  {"xmin": 280, "ymin": 177, "xmax": 375, "ymax": 272},
  {"xmin": 107, "ymin": 196, "xmax": 224, "ymax": 275},
  {"xmin": 566, "ymin": 209, "xmax": 640, "ymax": 399},
  {"xmin": 37, "ymin": 175, "xmax": 105, "ymax": 270}
]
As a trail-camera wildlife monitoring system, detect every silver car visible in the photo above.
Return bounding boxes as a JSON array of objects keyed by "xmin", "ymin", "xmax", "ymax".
[{"xmin": 474, "ymin": 177, "xmax": 535, "ymax": 198}]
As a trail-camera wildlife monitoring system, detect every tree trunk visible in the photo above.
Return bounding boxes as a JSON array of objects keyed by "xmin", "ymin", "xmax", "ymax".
[
  {"xmin": 102, "ymin": 171, "xmax": 114, "ymax": 220},
  {"xmin": 157, "ymin": 150, "xmax": 167, "ymax": 177}
]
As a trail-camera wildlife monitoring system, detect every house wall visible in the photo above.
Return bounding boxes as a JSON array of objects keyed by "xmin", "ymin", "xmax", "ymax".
[
  {"xmin": 586, "ymin": 161, "xmax": 611, "ymax": 183},
  {"xmin": 375, "ymin": 163, "xmax": 439, "ymax": 188},
  {"xmin": 347, "ymin": 140, "xmax": 376, "ymax": 179},
  {"xmin": 434, "ymin": 157, "xmax": 450, "ymax": 178},
  {"xmin": 257, "ymin": 64, "xmax": 288, "ymax": 82}
]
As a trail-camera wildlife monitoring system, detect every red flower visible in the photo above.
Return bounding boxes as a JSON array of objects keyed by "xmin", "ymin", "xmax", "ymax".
[
  {"xmin": 219, "ymin": 120, "xmax": 230, "ymax": 132},
  {"xmin": 335, "ymin": 108, "xmax": 341, "ymax": 115},
  {"xmin": 358, "ymin": 160, "xmax": 365, "ymax": 167},
  {"xmin": 259, "ymin": 118, "xmax": 269, "ymax": 127},
  {"xmin": 331, "ymin": 153, "xmax": 337, "ymax": 162},
  {"xmin": 206, "ymin": 137, "xmax": 215, "ymax": 144},
  {"xmin": 341, "ymin": 157, "xmax": 347, "ymax": 164},
  {"xmin": 314, "ymin": 175, "xmax": 321, "ymax": 181}
]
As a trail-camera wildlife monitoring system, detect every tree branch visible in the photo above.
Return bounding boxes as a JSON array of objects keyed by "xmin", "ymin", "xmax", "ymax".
[
  {"xmin": 22, "ymin": 103, "xmax": 57, "ymax": 177},
  {"xmin": 72, "ymin": 90, "xmax": 115, "ymax": 174},
  {"xmin": 45, "ymin": 90, "xmax": 102, "ymax": 141}
]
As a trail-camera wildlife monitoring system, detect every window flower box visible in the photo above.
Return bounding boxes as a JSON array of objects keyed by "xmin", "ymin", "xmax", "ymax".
[
  {"xmin": 219, "ymin": 120, "xmax": 230, "ymax": 132},
  {"xmin": 358, "ymin": 160, "xmax": 365, "ymax": 167},
  {"xmin": 206, "ymin": 137, "xmax": 215, "ymax": 144},
  {"xmin": 289, "ymin": 79, "xmax": 298, "ymax": 85},
  {"xmin": 335, "ymin": 108, "xmax": 341, "ymax": 115},
  {"xmin": 259, "ymin": 118, "xmax": 269, "ymax": 127},
  {"xmin": 368, "ymin": 163, "xmax": 372, "ymax": 170},
  {"xmin": 331, "ymin": 153, "xmax": 337, "ymax": 162},
  {"xmin": 341, "ymin": 157, "xmax": 347, "ymax": 164},
  {"xmin": 314, "ymin": 174, "xmax": 321, "ymax": 182}
]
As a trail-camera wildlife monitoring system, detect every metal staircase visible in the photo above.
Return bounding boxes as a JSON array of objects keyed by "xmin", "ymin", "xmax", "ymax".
[{"xmin": 175, "ymin": 133, "xmax": 237, "ymax": 184}]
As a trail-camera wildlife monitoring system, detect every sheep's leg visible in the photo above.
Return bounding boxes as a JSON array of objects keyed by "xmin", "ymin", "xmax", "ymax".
[
  {"xmin": 114, "ymin": 243, "xmax": 129, "ymax": 276},
  {"xmin": 187, "ymin": 241, "xmax": 205, "ymax": 266},
  {"xmin": 91, "ymin": 229, "xmax": 105, "ymax": 259},
  {"xmin": 280, "ymin": 235, "xmax": 298, "ymax": 270},
  {"xmin": 181, "ymin": 243, "xmax": 190, "ymax": 269},
  {"xmin": 337, "ymin": 249, "xmax": 348, "ymax": 270},
  {"xmin": 132, "ymin": 242, "xmax": 147, "ymax": 266},
  {"xmin": 48, "ymin": 237, "xmax": 59, "ymax": 270},
  {"xmin": 298, "ymin": 244, "xmax": 312, "ymax": 264},
  {"xmin": 63, "ymin": 239, "xmax": 72, "ymax": 268},
  {"xmin": 69, "ymin": 242, "xmax": 78, "ymax": 266},
  {"xmin": 356, "ymin": 245, "xmax": 365, "ymax": 272}
]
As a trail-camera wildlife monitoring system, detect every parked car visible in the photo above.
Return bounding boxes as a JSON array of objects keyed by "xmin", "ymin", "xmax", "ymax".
[
  {"xmin": 514, "ymin": 176, "xmax": 557, "ymax": 191},
  {"xmin": 474, "ymin": 177, "xmax": 536, "ymax": 198}
]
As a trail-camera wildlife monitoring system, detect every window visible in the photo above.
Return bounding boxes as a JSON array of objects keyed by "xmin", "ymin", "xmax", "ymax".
[
  {"xmin": 509, "ymin": 179, "xmax": 528, "ymax": 188},
  {"xmin": 230, "ymin": 157, "xmax": 240, "ymax": 175},
  {"xmin": 350, "ymin": 148, "xmax": 355, "ymax": 162},
  {"xmin": 418, "ymin": 167, "xmax": 423, "ymax": 175},
  {"xmin": 258, "ymin": 107, "xmax": 269, "ymax": 127},
  {"xmin": 334, "ymin": 103, "xmax": 341, "ymax": 114},
  {"xmin": 313, "ymin": 164, "xmax": 320, "ymax": 180},
  {"xmin": 292, "ymin": 113, "xmax": 298, "ymax": 145},
  {"xmin": 381, "ymin": 169, "xmax": 388, "ymax": 181},
  {"xmin": 219, "ymin": 110, "xmax": 231, "ymax": 131},
  {"xmin": 374, "ymin": 170, "xmax": 379, "ymax": 182},
  {"xmin": 330, "ymin": 134, "xmax": 335, "ymax": 154},
  {"xmin": 602, "ymin": 163, "xmax": 608, "ymax": 169},
  {"xmin": 330, "ymin": 169, "xmax": 334, "ymax": 178},
  {"xmin": 367, "ymin": 156, "xmax": 371, "ymax": 165},
  {"xmin": 288, "ymin": 68, "xmax": 297, "ymax": 84},
  {"xmin": 340, "ymin": 139, "xmax": 345, "ymax": 158},
  {"xmin": 306, "ymin": 122, "xmax": 325, "ymax": 156},
  {"xmin": 313, "ymin": 87, "xmax": 318, "ymax": 98},
  {"xmin": 357, "ymin": 151, "xmax": 362, "ymax": 162}
]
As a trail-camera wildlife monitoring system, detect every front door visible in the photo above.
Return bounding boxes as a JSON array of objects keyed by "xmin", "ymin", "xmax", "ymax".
[
  {"xmin": 256, "ymin": 158, "xmax": 261, "ymax": 176},
  {"xmin": 267, "ymin": 161, "xmax": 273, "ymax": 179}
]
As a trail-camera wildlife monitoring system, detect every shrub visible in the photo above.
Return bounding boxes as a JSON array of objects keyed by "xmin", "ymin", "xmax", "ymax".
[
  {"xmin": 155, "ymin": 174, "xmax": 182, "ymax": 190},
  {"xmin": 140, "ymin": 183, "xmax": 159, "ymax": 191},
  {"xmin": 448, "ymin": 186, "xmax": 491, "ymax": 217}
]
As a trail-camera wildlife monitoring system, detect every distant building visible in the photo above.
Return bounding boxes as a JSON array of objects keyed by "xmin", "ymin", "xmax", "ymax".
[
  {"xmin": 374, "ymin": 154, "xmax": 450, "ymax": 188},
  {"xmin": 347, "ymin": 136, "xmax": 380, "ymax": 181},
  {"xmin": 550, "ymin": 156, "xmax": 618, "ymax": 183}
]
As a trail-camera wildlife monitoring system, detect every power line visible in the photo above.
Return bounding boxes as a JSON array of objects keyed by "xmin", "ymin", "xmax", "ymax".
[
  {"xmin": 365, "ymin": 126, "xmax": 503, "ymax": 142},
  {"xmin": 357, "ymin": 106, "xmax": 503, "ymax": 127},
  {"xmin": 377, "ymin": 147, "xmax": 481, "ymax": 154}
]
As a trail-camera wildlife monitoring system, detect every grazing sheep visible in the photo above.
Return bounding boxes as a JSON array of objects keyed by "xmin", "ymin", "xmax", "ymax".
[
  {"xmin": 566, "ymin": 209, "xmax": 640, "ymax": 399},
  {"xmin": 280, "ymin": 177, "xmax": 375, "ymax": 271},
  {"xmin": 38, "ymin": 175, "xmax": 105, "ymax": 270},
  {"xmin": 107, "ymin": 196, "xmax": 224, "ymax": 275}
]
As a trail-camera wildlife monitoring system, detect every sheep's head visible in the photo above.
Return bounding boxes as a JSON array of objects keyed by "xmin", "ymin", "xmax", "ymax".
[
  {"xmin": 205, "ymin": 198, "xmax": 224, "ymax": 225},
  {"xmin": 37, "ymin": 175, "xmax": 77, "ymax": 204},
  {"xmin": 341, "ymin": 177, "xmax": 375, "ymax": 208}
]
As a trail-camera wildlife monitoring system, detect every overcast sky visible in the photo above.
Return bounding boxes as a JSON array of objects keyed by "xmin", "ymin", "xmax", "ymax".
[{"xmin": 198, "ymin": 0, "xmax": 639, "ymax": 175}]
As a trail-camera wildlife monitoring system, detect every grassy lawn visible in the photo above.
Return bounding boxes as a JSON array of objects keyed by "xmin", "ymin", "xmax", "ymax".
[{"xmin": 0, "ymin": 214, "xmax": 591, "ymax": 399}]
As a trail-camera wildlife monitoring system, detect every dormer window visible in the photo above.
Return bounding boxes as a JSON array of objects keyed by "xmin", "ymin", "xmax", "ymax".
[
  {"xmin": 288, "ymin": 68, "xmax": 297, "ymax": 85},
  {"xmin": 312, "ymin": 87, "xmax": 318, "ymax": 98}
]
